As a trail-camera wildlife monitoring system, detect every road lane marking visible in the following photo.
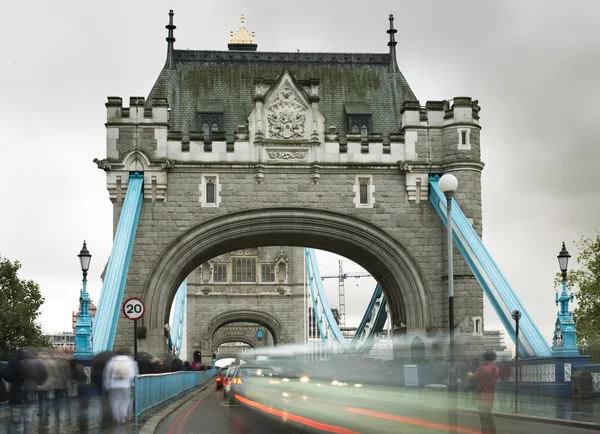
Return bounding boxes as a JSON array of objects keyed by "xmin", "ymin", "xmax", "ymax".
[
  {"xmin": 346, "ymin": 406, "xmax": 481, "ymax": 434},
  {"xmin": 165, "ymin": 386, "xmax": 214, "ymax": 434},
  {"xmin": 234, "ymin": 394, "xmax": 360, "ymax": 434}
]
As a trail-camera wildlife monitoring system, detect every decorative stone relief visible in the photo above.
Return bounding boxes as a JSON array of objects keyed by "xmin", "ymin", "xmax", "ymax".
[
  {"xmin": 266, "ymin": 83, "xmax": 307, "ymax": 139},
  {"xmin": 592, "ymin": 373, "xmax": 600, "ymax": 392},
  {"xmin": 520, "ymin": 364, "xmax": 555, "ymax": 383},
  {"xmin": 267, "ymin": 151, "xmax": 306, "ymax": 160},
  {"xmin": 564, "ymin": 363, "xmax": 572, "ymax": 382},
  {"xmin": 310, "ymin": 165, "xmax": 321, "ymax": 185},
  {"xmin": 274, "ymin": 254, "xmax": 289, "ymax": 283},
  {"xmin": 255, "ymin": 165, "xmax": 265, "ymax": 184},
  {"xmin": 234, "ymin": 248, "xmax": 258, "ymax": 256},
  {"xmin": 406, "ymin": 173, "xmax": 429, "ymax": 203}
]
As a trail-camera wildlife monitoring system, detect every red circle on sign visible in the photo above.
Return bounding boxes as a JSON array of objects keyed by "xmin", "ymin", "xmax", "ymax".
[{"xmin": 122, "ymin": 297, "xmax": 145, "ymax": 320}]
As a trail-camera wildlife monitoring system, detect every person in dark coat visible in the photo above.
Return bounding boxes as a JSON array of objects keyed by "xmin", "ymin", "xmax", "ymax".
[{"xmin": 3, "ymin": 350, "xmax": 44, "ymax": 434}]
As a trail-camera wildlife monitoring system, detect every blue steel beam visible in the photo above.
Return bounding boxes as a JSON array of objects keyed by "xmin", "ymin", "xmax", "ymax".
[
  {"xmin": 351, "ymin": 284, "xmax": 387, "ymax": 353},
  {"xmin": 92, "ymin": 172, "xmax": 144, "ymax": 354},
  {"xmin": 170, "ymin": 280, "xmax": 186, "ymax": 358},
  {"xmin": 305, "ymin": 248, "xmax": 346, "ymax": 347},
  {"xmin": 429, "ymin": 176, "xmax": 552, "ymax": 357}
]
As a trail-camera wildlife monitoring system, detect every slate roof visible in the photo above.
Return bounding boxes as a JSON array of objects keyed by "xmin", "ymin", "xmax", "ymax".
[{"xmin": 147, "ymin": 49, "xmax": 417, "ymax": 137}]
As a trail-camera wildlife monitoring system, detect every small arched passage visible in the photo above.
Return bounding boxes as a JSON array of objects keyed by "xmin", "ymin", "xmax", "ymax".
[
  {"xmin": 206, "ymin": 310, "xmax": 283, "ymax": 346},
  {"xmin": 215, "ymin": 352, "xmax": 254, "ymax": 364},
  {"xmin": 142, "ymin": 208, "xmax": 431, "ymax": 353},
  {"xmin": 212, "ymin": 334, "xmax": 261, "ymax": 352}
]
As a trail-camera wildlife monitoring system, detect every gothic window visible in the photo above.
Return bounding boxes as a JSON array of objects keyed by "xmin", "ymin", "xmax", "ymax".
[
  {"xmin": 200, "ymin": 174, "xmax": 220, "ymax": 207},
  {"xmin": 355, "ymin": 175, "xmax": 374, "ymax": 208},
  {"xmin": 348, "ymin": 115, "xmax": 372, "ymax": 139},
  {"xmin": 232, "ymin": 258, "xmax": 256, "ymax": 283},
  {"xmin": 213, "ymin": 264, "xmax": 227, "ymax": 283},
  {"xmin": 206, "ymin": 178, "xmax": 216, "ymax": 204},
  {"xmin": 198, "ymin": 114, "xmax": 222, "ymax": 138},
  {"xmin": 359, "ymin": 179, "xmax": 369, "ymax": 204},
  {"xmin": 261, "ymin": 264, "xmax": 275, "ymax": 283}
]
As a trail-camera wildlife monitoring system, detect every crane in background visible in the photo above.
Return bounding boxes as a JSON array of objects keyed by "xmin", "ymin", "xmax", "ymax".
[{"xmin": 321, "ymin": 260, "xmax": 371, "ymax": 327}]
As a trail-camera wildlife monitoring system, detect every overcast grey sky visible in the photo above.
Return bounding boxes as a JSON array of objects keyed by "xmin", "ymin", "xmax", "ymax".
[{"xmin": 1, "ymin": 1, "xmax": 599, "ymax": 348}]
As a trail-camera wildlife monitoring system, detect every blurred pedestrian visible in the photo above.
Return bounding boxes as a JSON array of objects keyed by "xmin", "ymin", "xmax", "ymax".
[
  {"xmin": 468, "ymin": 350, "xmax": 499, "ymax": 434},
  {"xmin": 3, "ymin": 350, "xmax": 45, "ymax": 434},
  {"xmin": 103, "ymin": 352, "xmax": 138, "ymax": 424}
]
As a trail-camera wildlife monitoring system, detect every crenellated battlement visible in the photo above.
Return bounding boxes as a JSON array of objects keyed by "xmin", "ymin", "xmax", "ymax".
[
  {"xmin": 401, "ymin": 97, "xmax": 480, "ymax": 128},
  {"xmin": 106, "ymin": 96, "xmax": 169, "ymax": 125}
]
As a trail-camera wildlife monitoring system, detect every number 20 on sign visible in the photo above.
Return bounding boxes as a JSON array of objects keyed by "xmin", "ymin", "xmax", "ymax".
[{"xmin": 122, "ymin": 297, "xmax": 145, "ymax": 321}]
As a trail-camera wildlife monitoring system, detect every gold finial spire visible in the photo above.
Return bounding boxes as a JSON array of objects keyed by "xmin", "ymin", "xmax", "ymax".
[{"xmin": 230, "ymin": 14, "xmax": 255, "ymax": 44}]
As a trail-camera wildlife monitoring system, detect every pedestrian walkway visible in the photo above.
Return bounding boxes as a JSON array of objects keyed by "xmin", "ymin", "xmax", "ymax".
[{"xmin": 487, "ymin": 391, "xmax": 600, "ymax": 425}]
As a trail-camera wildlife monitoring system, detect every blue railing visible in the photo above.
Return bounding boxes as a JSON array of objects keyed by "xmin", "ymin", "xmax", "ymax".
[{"xmin": 134, "ymin": 369, "xmax": 216, "ymax": 423}]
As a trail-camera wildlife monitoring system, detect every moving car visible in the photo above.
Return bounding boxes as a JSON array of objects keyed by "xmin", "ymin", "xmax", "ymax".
[
  {"xmin": 215, "ymin": 368, "xmax": 224, "ymax": 389},
  {"xmin": 223, "ymin": 365, "xmax": 237, "ymax": 397},
  {"xmin": 228, "ymin": 365, "xmax": 276, "ymax": 405}
]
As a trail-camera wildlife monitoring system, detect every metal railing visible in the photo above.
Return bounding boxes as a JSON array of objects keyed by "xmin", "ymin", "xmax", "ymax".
[{"xmin": 134, "ymin": 369, "xmax": 216, "ymax": 423}]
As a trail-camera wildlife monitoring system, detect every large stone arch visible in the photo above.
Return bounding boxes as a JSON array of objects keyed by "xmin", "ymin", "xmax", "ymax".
[
  {"xmin": 213, "ymin": 334, "xmax": 261, "ymax": 351},
  {"xmin": 206, "ymin": 310, "xmax": 284, "ymax": 345},
  {"xmin": 142, "ymin": 207, "xmax": 431, "ymax": 354}
]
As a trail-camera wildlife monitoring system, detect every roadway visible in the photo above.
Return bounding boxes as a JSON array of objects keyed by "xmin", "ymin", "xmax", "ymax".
[{"xmin": 155, "ymin": 383, "xmax": 600, "ymax": 434}]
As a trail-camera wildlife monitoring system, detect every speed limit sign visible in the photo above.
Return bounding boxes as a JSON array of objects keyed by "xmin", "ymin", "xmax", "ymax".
[{"xmin": 122, "ymin": 297, "xmax": 145, "ymax": 321}]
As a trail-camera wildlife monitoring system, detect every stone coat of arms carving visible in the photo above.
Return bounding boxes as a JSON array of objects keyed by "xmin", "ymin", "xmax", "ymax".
[{"xmin": 266, "ymin": 83, "xmax": 307, "ymax": 139}]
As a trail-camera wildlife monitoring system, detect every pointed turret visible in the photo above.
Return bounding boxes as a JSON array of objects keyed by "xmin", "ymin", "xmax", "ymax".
[
  {"xmin": 387, "ymin": 14, "xmax": 399, "ymax": 73},
  {"xmin": 165, "ymin": 9, "xmax": 176, "ymax": 69}
]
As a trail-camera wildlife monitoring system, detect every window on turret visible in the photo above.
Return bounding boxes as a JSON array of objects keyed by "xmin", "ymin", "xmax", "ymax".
[{"xmin": 458, "ymin": 128, "xmax": 471, "ymax": 150}]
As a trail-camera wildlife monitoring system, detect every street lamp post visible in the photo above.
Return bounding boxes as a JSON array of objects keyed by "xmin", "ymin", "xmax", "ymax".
[
  {"xmin": 74, "ymin": 241, "xmax": 93, "ymax": 360},
  {"xmin": 511, "ymin": 309, "xmax": 521, "ymax": 413},
  {"xmin": 439, "ymin": 173, "xmax": 458, "ymax": 427},
  {"xmin": 553, "ymin": 242, "xmax": 579, "ymax": 356}
]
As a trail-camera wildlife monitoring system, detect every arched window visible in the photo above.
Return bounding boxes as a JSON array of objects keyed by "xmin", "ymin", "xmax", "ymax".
[
  {"xmin": 359, "ymin": 179, "xmax": 369, "ymax": 205},
  {"xmin": 198, "ymin": 114, "xmax": 222, "ymax": 139},
  {"xmin": 348, "ymin": 115, "xmax": 372, "ymax": 138},
  {"xmin": 206, "ymin": 178, "xmax": 215, "ymax": 204}
]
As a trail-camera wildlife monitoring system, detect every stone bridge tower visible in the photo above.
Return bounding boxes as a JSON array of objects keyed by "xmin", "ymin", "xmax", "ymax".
[{"xmin": 99, "ymin": 11, "xmax": 484, "ymax": 358}]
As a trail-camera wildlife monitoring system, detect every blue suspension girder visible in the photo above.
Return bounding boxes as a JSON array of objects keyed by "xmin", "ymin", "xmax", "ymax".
[
  {"xmin": 169, "ymin": 280, "xmax": 186, "ymax": 357},
  {"xmin": 92, "ymin": 172, "xmax": 144, "ymax": 354},
  {"xmin": 351, "ymin": 284, "xmax": 387, "ymax": 353},
  {"xmin": 429, "ymin": 177, "xmax": 552, "ymax": 357},
  {"xmin": 304, "ymin": 248, "xmax": 346, "ymax": 347}
]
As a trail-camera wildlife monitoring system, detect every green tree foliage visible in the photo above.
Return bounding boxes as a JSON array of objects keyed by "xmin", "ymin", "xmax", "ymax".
[
  {"xmin": 557, "ymin": 233, "xmax": 600, "ymax": 361},
  {"xmin": 0, "ymin": 255, "xmax": 51, "ymax": 358}
]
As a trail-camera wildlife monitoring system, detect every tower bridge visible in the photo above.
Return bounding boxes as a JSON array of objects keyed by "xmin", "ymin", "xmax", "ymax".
[{"xmin": 89, "ymin": 10, "xmax": 559, "ymax": 370}]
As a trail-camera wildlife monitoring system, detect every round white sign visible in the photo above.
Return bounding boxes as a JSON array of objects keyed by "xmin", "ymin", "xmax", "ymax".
[{"xmin": 122, "ymin": 297, "xmax": 145, "ymax": 321}]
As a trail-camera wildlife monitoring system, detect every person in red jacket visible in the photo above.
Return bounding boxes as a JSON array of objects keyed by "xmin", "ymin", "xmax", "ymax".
[{"xmin": 468, "ymin": 351, "xmax": 500, "ymax": 434}]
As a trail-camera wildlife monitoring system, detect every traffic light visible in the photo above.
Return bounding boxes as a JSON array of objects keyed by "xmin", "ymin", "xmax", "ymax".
[{"xmin": 212, "ymin": 353, "xmax": 216, "ymax": 368}]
